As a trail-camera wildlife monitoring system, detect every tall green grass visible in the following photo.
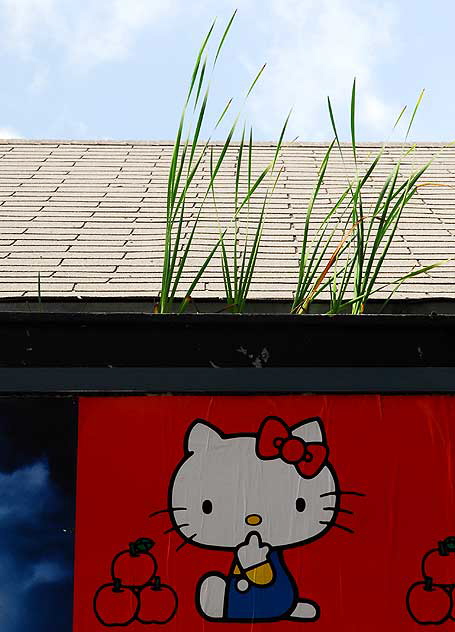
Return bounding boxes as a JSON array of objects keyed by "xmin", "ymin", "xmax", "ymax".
[
  {"xmin": 215, "ymin": 115, "xmax": 290, "ymax": 313},
  {"xmin": 159, "ymin": 14, "xmax": 451, "ymax": 315},
  {"xmin": 158, "ymin": 11, "xmax": 278, "ymax": 313},
  {"xmin": 291, "ymin": 81, "xmax": 452, "ymax": 315}
]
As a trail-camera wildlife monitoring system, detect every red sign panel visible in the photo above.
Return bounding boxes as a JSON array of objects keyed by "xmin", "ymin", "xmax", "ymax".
[{"xmin": 74, "ymin": 395, "xmax": 455, "ymax": 630}]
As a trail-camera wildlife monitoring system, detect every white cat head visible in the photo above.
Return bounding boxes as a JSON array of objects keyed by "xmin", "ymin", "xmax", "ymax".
[{"xmin": 170, "ymin": 417, "xmax": 339, "ymax": 550}]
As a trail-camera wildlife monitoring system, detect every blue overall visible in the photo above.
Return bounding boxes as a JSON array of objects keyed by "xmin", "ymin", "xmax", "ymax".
[{"xmin": 226, "ymin": 550, "xmax": 297, "ymax": 620}]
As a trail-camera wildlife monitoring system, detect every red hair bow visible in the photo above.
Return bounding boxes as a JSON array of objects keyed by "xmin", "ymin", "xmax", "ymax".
[{"xmin": 256, "ymin": 417, "xmax": 328, "ymax": 479}]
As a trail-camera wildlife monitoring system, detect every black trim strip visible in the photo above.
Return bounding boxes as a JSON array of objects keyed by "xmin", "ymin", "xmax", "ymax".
[
  {"xmin": 0, "ymin": 367, "xmax": 454, "ymax": 394},
  {"xmin": 1, "ymin": 313, "xmax": 455, "ymax": 368}
]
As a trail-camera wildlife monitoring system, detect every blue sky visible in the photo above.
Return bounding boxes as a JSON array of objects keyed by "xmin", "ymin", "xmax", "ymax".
[
  {"xmin": 0, "ymin": 0, "xmax": 453, "ymax": 142},
  {"xmin": 0, "ymin": 399, "xmax": 76, "ymax": 632},
  {"xmin": 0, "ymin": 461, "xmax": 73, "ymax": 632}
]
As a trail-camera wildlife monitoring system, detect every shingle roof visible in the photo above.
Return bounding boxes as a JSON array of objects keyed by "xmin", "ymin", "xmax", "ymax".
[{"xmin": 0, "ymin": 139, "xmax": 454, "ymax": 301}]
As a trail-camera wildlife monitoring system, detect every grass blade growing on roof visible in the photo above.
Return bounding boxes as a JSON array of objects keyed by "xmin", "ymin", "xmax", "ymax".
[
  {"xmin": 158, "ymin": 12, "xmax": 271, "ymax": 313},
  {"xmin": 217, "ymin": 112, "xmax": 291, "ymax": 312},
  {"xmin": 292, "ymin": 83, "xmax": 452, "ymax": 314}
]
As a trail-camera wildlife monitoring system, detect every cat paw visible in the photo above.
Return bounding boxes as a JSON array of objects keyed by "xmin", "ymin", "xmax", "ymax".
[
  {"xmin": 288, "ymin": 600, "xmax": 320, "ymax": 621},
  {"xmin": 197, "ymin": 573, "xmax": 226, "ymax": 619},
  {"xmin": 236, "ymin": 531, "xmax": 270, "ymax": 570}
]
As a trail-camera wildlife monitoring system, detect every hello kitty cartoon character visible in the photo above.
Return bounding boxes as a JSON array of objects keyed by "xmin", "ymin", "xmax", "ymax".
[{"xmin": 169, "ymin": 415, "xmax": 340, "ymax": 622}]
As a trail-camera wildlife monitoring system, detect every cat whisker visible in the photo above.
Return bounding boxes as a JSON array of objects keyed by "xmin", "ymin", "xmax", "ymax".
[
  {"xmin": 322, "ymin": 506, "xmax": 354, "ymax": 515},
  {"xmin": 149, "ymin": 507, "xmax": 187, "ymax": 518},
  {"xmin": 320, "ymin": 491, "xmax": 366, "ymax": 498},
  {"xmin": 320, "ymin": 520, "xmax": 355, "ymax": 534},
  {"xmin": 176, "ymin": 533, "xmax": 197, "ymax": 552},
  {"xmin": 163, "ymin": 523, "xmax": 190, "ymax": 535}
]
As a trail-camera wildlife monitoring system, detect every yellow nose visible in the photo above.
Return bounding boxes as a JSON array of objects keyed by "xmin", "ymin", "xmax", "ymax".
[{"xmin": 245, "ymin": 514, "xmax": 262, "ymax": 526}]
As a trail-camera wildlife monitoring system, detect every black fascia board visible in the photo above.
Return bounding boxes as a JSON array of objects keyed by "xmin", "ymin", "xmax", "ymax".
[
  {"xmin": 0, "ymin": 312, "xmax": 453, "ymax": 368},
  {"xmin": 0, "ymin": 312, "xmax": 454, "ymax": 393}
]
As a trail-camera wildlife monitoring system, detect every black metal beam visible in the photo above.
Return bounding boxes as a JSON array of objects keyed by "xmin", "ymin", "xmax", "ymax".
[
  {"xmin": 0, "ymin": 367, "xmax": 454, "ymax": 394},
  {"xmin": 0, "ymin": 313, "xmax": 454, "ymax": 369}
]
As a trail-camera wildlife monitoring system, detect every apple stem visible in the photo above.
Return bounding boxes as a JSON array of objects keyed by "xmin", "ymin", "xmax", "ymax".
[
  {"xmin": 153, "ymin": 576, "xmax": 161, "ymax": 590},
  {"xmin": 423, "ymin": 576, "xmax": 433, "ymax": 591},
  {"xmin": 113, "ymin": 578, "xmax": 122, "ymax": 592}
]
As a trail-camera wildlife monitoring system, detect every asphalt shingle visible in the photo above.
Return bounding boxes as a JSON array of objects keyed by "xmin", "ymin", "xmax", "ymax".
[{"xmin": 0, "ymin": 140, "xmax": 453, "ymax": 300}]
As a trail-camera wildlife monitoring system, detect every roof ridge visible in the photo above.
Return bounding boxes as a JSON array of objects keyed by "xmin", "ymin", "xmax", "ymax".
[{"xmin": 0, "ymin": 139, "xmax": 452, "ymax": 147}]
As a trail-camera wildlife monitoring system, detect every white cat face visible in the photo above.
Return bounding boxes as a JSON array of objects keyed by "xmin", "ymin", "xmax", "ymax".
[{"xmin": 170, "ymin": 418, "xmax": 338, "ymax": 550}]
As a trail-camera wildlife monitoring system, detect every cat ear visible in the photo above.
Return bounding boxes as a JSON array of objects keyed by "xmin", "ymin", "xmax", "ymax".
[
  {"xmin": 291, "ymin": 417, "xmax": 325, "ymax": 443},
  {"xmin": 185, "ymin": 419, "xmax": 224, "ymax": 454}
]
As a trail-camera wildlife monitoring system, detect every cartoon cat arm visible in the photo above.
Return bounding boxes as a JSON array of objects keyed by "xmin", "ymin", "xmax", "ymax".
[
  {"xmin": 236, "ymin": 532, "xmax": 271, "ymax": 569},
  {"xmin": 185, "ymin": 419, "xmax": 224, "ymax": 454}
]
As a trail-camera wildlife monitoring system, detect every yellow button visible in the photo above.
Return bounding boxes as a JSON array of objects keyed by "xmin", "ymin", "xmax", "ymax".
[{"xmin": 245, "ymin": 514, "xmax": 262, "ymax": 526}]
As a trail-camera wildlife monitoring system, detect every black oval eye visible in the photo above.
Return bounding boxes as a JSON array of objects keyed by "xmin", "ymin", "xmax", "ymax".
[
  {"xmin": 202, "ymin": 500, "xmax": 213, "ymax": 514},
  {"xmin": 296, "ymin": 497, "xmax": 306, "ymax": 512}
]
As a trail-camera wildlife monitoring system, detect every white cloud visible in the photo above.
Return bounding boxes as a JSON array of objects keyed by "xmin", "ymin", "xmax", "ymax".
[
  {"xmin": 0, "ymin": 461, "xmax": 54, "ymax": 522},
  {"xmin": 24, "ymin": 560, "xmax": 70, "ymax": 590},
  {"xmin": 0, "ymin": 126, "xmax": 22, "ymax": 138},
  {"xmin": 1, "ymin": 0, "xmax": 60, "ymax": 55},
  {"xmin": 67, "ymin": 0, "xmax": 178, "ymax": 68},
  {"xmin": 243, "ymin": 0, "xmax": 399, "ymax": 139},
  {"xmin": 0, "ymin": 0, "xmax": 178, "ymax": 68}
]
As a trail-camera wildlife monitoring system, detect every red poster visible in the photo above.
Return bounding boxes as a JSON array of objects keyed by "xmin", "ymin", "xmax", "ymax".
[{"xmin": 74, "ymin": 395, "xmax": 455, "ymax": 630}]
